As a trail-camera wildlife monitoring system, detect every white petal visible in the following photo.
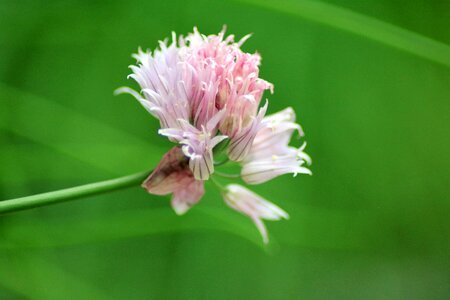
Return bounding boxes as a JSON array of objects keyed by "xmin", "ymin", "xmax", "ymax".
[{"xmin": 222, "ymin": 184, "xmax": 288, "ymax": 244}]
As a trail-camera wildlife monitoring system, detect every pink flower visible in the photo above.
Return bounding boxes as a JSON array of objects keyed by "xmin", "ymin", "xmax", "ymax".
[
  {"xmin": 241, "ymin": 107, "xmax": 312, "ymax": 184},
  {"xmin": 222, "ymin": 184, "xmax": 289, "ymax": 244},
  {"xmin": 118, "ymin": 27, "xmax": 274, "ymax": 179},
  {"xmin": 118, "ymin": 27, "xmax": 311, "ymax": 243},
  {"xmin": 142, "ymin": 147, "xmax": 204, "ymax": 215}
]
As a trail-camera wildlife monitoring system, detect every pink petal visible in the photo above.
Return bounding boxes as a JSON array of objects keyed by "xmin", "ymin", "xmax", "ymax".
[{"xmin": 228, "ymin": 101, "xmax": 268, "ymax": 161}]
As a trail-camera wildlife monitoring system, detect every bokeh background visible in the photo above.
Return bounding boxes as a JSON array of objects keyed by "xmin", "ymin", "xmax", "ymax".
[{"xmin": 1, "ymin": 0, "xmax": 449, "ymax": 299}]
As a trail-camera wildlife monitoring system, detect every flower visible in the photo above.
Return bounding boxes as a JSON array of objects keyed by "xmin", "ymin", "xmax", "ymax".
[
  {"xmin": 158, "ymin": 110, "xmax": 228, "ymax": 181},
  {"xmin": 222, "ymin": 184, "xmax": 289, "ymax": 244},
  {"xmin": 118, "ymin": 27, "xmax": 311, "ymax": 243},
  {"xmin": 117, "ymin": 27, "xmax": 273, "ymax": 179},
  {"xmin": 241, "ymin": 107, "xmax": 312, "ymax": 184}
]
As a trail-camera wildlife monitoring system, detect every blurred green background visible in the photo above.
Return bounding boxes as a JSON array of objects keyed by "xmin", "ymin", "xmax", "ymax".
[{"xmin": 0, "ymin": 0, "xmax": 449, "ymax": 299}]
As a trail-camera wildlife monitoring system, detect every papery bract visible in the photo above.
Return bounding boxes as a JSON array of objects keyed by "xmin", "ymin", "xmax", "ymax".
[{"xmin": 142, "ymin": 147, "xmax": 204, "ymax": 215}]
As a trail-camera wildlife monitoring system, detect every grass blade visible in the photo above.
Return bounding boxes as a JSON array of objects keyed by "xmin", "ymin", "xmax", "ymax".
[
  {"xmin": 0, "ymin": 206, "xmax": 264, "ymax": 249},
  {"xmin": 0, "ymin": 82, "xmax": 162, "ymax": 174},
  {"xmin": 0, "ymin": 254, "xmax": 109, "ymax": 300},
  {"xmin": 236, "ymin": 0, "xmax": 450, "ymax": 67}
]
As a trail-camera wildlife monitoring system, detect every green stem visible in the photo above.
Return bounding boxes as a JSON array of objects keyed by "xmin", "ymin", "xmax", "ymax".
[
  {"xmin": 213, "ymin": 157, "xmax": 229, "ymax": 166},
  {"xmin": 210, "ymin": 176, "xmax": 228, "ymax": 193},
  {"xmin": 214, "ymin": 170, "xmax": 241, "ymax": 179},
  {"xmin": 0, "ymin": 171, "xmax": 150, "ymax": 214}
]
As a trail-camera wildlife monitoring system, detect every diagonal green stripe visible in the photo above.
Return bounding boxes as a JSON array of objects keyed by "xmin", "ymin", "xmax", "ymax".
[
  {"xmin": 0, "ymin": 82, "xmax": 164, "ymax": 174},
  {"xmin": 0, "ymin": 254, "xmax": 109, "ymax": 300},
  {"xmin": 236, "ymin": 0, "xmax": 450, "ymax": 67},
  {"xmin": 0, "ymin": 206, "xmax": 264, "ymax": 250}
]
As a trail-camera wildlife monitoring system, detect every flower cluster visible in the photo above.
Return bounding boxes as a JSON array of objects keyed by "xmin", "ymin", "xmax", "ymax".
[{"xmin": 118, "ymin": 27, "xmax": 311, "ymax": 243}]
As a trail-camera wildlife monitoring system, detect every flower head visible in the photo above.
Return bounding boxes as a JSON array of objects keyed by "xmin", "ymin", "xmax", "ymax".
[{"xmin": 118, "ymin": 27, "xmax": 311, "ymax": 243}]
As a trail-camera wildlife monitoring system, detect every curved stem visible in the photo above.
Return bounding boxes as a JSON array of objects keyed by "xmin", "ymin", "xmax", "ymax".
[
  {"xmin": 210, "ymin": 176, "xmax": 228, "ymax": 193},
  {"xmin": 0, "ymin": 171, "xmax": 150, "ymax": 214}
]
